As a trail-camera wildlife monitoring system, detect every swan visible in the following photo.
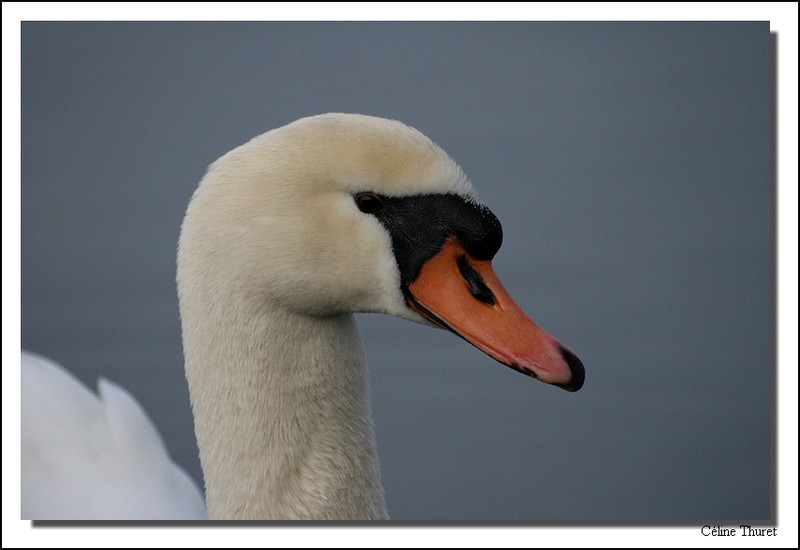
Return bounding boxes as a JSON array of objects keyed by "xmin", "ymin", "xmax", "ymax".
[{"xmin": 22, "ymin": 113, "xmax": 584, "ymax": 520}]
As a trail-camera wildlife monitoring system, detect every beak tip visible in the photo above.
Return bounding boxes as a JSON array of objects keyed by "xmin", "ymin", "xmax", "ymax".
[{"xmin": 557, "ymin": 345, "xmax": 585, "ymax": 392}]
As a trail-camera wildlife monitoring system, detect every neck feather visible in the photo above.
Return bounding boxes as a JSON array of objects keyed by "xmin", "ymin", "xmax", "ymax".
[{"xmin": 180, "ymin": 292, "xmax": 387, "ymax": 520}]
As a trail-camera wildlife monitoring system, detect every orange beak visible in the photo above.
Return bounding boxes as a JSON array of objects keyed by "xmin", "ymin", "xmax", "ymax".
[{"xmin": 406, "ymin": 237, "xmax": 584, "ymax": 391}]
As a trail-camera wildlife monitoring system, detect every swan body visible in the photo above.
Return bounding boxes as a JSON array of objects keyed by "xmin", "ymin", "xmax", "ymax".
[
  {"xmin": 23, "ymin": 113, "xmax": 584, "ymax": 520},
  {"xmin": 21, "ymin": 352, "xmax": 206, "ymax": 519}
]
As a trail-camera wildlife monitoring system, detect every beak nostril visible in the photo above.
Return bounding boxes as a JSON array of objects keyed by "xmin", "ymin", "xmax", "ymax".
[{"xmin": 457, "ymin": 255, "xmax": 495, "ymax": 306}]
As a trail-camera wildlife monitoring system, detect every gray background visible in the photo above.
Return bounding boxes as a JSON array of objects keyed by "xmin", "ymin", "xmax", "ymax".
[{"xmin": 21, "ymin": 22, "xmax": 772, "ymax": 521}]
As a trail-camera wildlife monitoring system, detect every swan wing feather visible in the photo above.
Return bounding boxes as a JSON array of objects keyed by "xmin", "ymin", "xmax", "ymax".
[{"xmin": 21, "ymin": 351, "xmax": 207, "ymax": 520}]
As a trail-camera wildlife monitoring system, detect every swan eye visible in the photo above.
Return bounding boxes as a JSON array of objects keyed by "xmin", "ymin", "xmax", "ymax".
[{"xmin": 355, "ymin": 193, "xmax": 385, "ymax": 214}]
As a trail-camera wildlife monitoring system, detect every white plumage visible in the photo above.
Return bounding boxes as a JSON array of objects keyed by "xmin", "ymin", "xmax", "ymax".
[
  {"xmin": 22, "ymin": 113, "xmax": 582, "ymax": 520},
  {"xmin": 21, "ymin": 351, "xmax": 206, "ymax": 519}
]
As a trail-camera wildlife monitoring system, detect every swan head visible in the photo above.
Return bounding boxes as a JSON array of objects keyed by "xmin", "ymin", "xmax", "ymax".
[{"xmin": 178, "ymin": 113, "xmax": 583, "ymax": 391}]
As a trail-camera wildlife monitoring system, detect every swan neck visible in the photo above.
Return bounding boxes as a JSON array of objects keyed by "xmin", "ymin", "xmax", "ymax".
[{"xmin": 181, "ymin": 301, "xmax": 387, "ymax": 520}]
